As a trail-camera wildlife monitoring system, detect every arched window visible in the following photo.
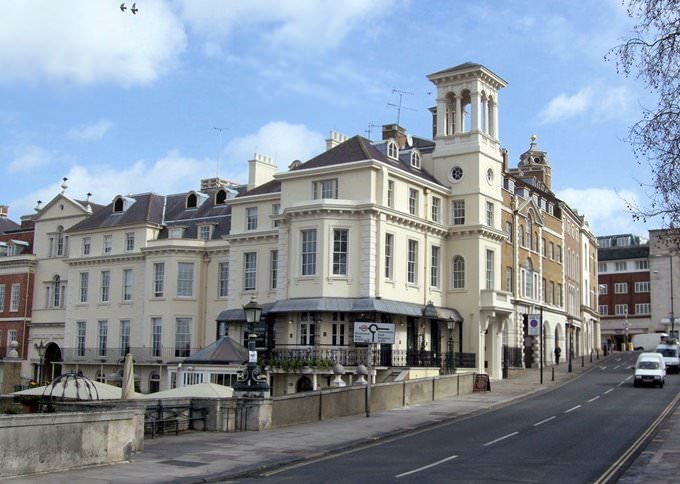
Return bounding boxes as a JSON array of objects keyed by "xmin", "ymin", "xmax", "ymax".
[
  {"xmin": 56, "ymin": 226, "xmax": 65, "ymax": 256},
  {"xmin": 526, "ymin": 217, "xmax": 532, "ymax": 249},
  {"xmin": 452, "ymin": 256, "xmax": 465, "ymax": 289},
  {"xmin": 215, "ymin": 189, "xmax": 227, "ymax": 205},
  {"xmin": 387, "ymin": 140, "xmax": 398, "ymax": 159},
  {"xmin": 410, "ymin": 150, "xmax": 421, "ymax": 169},
  {"xmin": 186, "ymin": 193, "xmax": 197, "ymax": 209},
  {"xmin": 52, "ymin": 275, "xmax": 61, "ymax": 308},
  {"xmin": 113, "ymin": 197, "xmax": 124, "ymax": 213},
  {"xmin": 96, "ymin": 371, "xmax": 106, "ymax": 383},
  {"xmin": 524, "ymin": 259, "xmax": 533, "ymax": 299}
]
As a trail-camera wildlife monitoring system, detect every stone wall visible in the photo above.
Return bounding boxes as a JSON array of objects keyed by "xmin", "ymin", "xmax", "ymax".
[
  {"xmin": 0, "ymin": 408, "xmax": 144, "ymax": 478},
  {"xmin": 270, "ymin": 372, "xmax": 476, "ymax": 429}
]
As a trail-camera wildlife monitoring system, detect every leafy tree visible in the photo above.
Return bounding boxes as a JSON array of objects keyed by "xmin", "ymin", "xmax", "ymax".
[{"xmin": 607, "ymin": 0, "xmax": 680, "ymax": 228}]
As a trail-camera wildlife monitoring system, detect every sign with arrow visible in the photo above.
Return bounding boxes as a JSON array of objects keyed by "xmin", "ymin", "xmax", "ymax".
[{"xmin": 353, "ymin": 321, "xmax": 395, "ymax": 344}]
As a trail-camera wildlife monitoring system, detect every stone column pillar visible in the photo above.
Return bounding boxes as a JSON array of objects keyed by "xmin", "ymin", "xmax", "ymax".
[
  {"xmin": 471, "ymin": 91, "xmax": 481, "ymax": 133},
  {"xmin": 455, "ymin": 96, "xmax": 463, "ymax": 133},
  {"xmin": 436, "ymin": 98, "xmax": 447, "ymax": 138}
]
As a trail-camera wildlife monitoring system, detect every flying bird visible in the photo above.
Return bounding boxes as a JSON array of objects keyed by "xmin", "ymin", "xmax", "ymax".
[
  {"xmin": 131, "ymin": 3, "xmax": 138, "ymax": 14},
  {"xmin": 120, "ymin": 3, "xmax": 126, "ymax": 12}
]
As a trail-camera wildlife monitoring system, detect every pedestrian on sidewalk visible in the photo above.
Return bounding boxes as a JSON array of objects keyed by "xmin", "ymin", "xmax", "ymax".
[{"xmin": 554, "ymin": 346, "xmax": 561, "ymax": 364}]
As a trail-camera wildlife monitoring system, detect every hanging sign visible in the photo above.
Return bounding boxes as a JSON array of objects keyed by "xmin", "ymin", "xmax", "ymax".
[{"xmin": 528, "ymin": 314, "xmax": 541, "ymax": 336}]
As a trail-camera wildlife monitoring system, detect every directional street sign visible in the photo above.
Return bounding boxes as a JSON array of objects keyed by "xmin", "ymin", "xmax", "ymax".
[{"xmin": 353, "ymin": 321, "xmax": 395, "ymax": 344}]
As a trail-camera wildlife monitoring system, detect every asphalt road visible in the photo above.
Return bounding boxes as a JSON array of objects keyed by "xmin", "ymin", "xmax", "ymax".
[{"xmin": 245, "ymin": 352, "xmax": 680, "ymax": 483}]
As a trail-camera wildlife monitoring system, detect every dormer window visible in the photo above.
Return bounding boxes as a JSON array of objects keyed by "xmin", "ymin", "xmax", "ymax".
[
  {"xmin": 410, "ymin": 150, "xmax": 421, "ymax": 169},
  {"xmin": 198, "ymin": 225, "xmax": 213, "ymax": 241},
  {"xmin": 112, "ymin": 195, "xmax": 135, "ymax": 213},
  {"xmin": 169, "ymin": 226, "xmax": 185, "ymax": 239},
  {"xmin": 186, "ymin": 193, "xmax": 197, "ymax": 209},
  {"xmin": 215, "ymin": 189, "xmax": 227, "ymax": 205},
  {"xmin": 387, "ymin": 140, "xmax": 399, "ymax": 160}
]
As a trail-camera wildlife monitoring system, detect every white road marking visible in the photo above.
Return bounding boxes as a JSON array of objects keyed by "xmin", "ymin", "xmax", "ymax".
[
  {"xmin": 395, "ymin": 455, "xmax": 458, "ymax": 478},
  {"xmin": 533, "ymin": 416, "xmax": 556, "ymax": 427},
  {"xmin": 604, "ymin": 388, "xmax": 614, "ymax": 394},
  {"xmin": 625, "ymin": 375, "xmax": 633, "ymax": 380},
  {"xmin": 614, "ymin": 364, "xmax": 621, "ymax": 370},
  {"xmin": 617, "ymin": 381, "xmax": 625, "ymax": 387},
  {"xmin": 483, "ymin": 432, "xmax": 519, "ymax": 446},
  {"xmin": 587, "ymin": 396, "xmax": 601, "ymax": 403},
  {"xmin": 600, "ymin": 366, "xmax": 607, "ymax": 370},
  {"xmin": 565, "ymin": 405, "xmax": 582, "ymax": 413}
]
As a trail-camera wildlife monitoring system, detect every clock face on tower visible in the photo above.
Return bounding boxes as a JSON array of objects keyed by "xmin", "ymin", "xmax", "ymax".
[{"xmin": 449, "ymin": 166, "xmax": 464, "ymax": 183}]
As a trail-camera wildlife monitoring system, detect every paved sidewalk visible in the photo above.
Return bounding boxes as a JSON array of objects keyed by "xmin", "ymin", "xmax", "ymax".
[{"xmin": 4, "ymin": 353, "xmax": 673, "ymax": 483}]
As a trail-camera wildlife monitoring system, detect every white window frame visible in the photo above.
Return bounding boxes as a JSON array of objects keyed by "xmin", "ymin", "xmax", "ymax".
[
  {"xmin": 122, "ymin": 269, "xmax": 133, "ymax": 301},
  {"xmin": 430, "ymin": 245, "xmax": 440, "ymax": 288},
  {"xmin": 219, "ymin": 262, "xmax": 229, "ymax": 297},
  {"xmin": 9, "ymin": 283, "xmax": 20, "ymax": 312},
  {"xmin": 452, "ymin": 200, "xmax": 465, "ymax": 225},
  {"xmin": 177, "ymin": 262, "xmax": 194, "ymax": 297},
  {"xmin": 76, "ymin": 321, "xmax": 86, "ymax": 357},
  {"xmin": 634, "ymin": 281, "xmax": 650, "ymax": 293},
  {"xmin": 246, "ymin": 207, "xmax": 258, "ymax": 231},
  {"xmin": 151, "ymin": 317, "xmax": 162, "ymax": 358},
  {"xmin": 614, "ymin": 282, "xmax": 628, "ymax": 294},
  {"xmin": 431, "ymin": 196, "xmax": 441, "ymax": 223},
  {"xmin": 332, "ymin": 229, "xmax": 349, "ymax": 276},
  {"xmin": 599, "ymin": 305, "xmax": 608, "ymax": 315},
  {"xmin": 387, "ymin": 180, "xmax": 394, "ymax": 208},
  {"xmin": 486, "ymin": 249, "xmax": 495, "ymax": 290},
  {"xmin": 244, "ymin": 252, "xmax": 257, "ymax": 291},
  {"xmin": 635, "ymin": 303, "xmax": 651, "ymax": 315},
  {"xmin": 125, "ymin": 232, "xmax": 135, "ymax": 252},
  {"xmin": 98, "ymin": 320, "xmax": 108, "ymax": 357},
  {"xmin": 82, "ymin": 237, "xmax": 91, "ymax": 256},
  {"xmin": 153, "ymin": 262, "xmax": 165, "ymax": 298},
  {"xmin": 270, "ymin": 251, "xmax": 278, "ymax": 289},
  {"xmin": 486, "ymin": 201, "xmax": 494, "ymax": 227},
  {"xmin": 407, "ymin": 239, "xmax": 418, "ymax": 285},
  {"xmin": 101, "ymin": 271, "xmax": 110, "ymax": 303},
  {"xmin": 120, "ymin": 319, "xmax": 131, "ymax": 357},
  {"xmin": 615, "ymin": 304, "xmax": 628, "ymax": 316},
  {"xmin": 313, "ymin": 179, "xmax": 338, "ymax": 199},
  {"xmin": 384, "ymin": 233, "xmax": 394, "ymax": 280},
  {"xmin": 103, "ymin": 234, "xmax": 112, "ymax": 254},
  {"xmin": 79, "ymin": 272, "xmax": 88, "ymax": 304},
  {"xmin": 301, "ymin": 229, "xmax": 317, "ymax": 276},
  {"xmin": 408, "ymin": 188, "xmax": 418, "ymax": 216},
  {"xmin": 175, "ymin": 317, "xmax": 192, "ymax": 357}
]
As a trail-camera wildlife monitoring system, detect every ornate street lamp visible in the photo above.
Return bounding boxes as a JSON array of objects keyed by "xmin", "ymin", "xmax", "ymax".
[
  {"xmin": 34, "ymin": 340, "xmax": 47, "ymax": 384},
  {"xmin": 233, "ymin": 296, "xmax": 270, "ymax": 394}
]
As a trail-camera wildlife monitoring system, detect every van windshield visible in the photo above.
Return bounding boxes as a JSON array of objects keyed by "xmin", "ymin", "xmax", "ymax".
[
  {"xmin": 638, "ymin": 361, "xmax": 660, "ymax": 369},
  {"xmin": 658, "ymin": 348, "xmax": 678, "ymax": 357}
]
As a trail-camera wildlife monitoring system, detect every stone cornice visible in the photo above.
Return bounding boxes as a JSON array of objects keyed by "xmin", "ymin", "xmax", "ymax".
[
  {"xmin": 67, "ymin": 253, "xmax": 145, "ymax": 266},
  {"xmin": 448, "ymin": 225, "xmax": 507, "ymax": 242},
  {"xmin": 225, "ymin": 230, "xmax": 279, "ymax": 244}
]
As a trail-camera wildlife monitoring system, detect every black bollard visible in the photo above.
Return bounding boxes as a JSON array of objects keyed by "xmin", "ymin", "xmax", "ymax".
[
  {"xmin": 552, "ymin": 366, "xmax": 555, "ymax": 381},
  {"xmin": 581, "ymin": 355, "xmax": 584, "ymax": 367}
]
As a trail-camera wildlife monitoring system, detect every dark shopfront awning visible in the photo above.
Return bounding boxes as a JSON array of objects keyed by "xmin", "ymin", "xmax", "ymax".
[{"xmin": 216, "ymin": 297, "xmax": 463, "ymax": 323}]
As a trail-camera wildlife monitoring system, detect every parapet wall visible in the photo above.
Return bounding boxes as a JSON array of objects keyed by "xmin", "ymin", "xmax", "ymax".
[{"xmin": 0, "ymin": 408, "xmax": 144, "ymax": 478}]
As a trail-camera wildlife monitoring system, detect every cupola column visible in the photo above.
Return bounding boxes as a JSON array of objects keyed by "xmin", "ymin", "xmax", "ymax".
[
  {"xmin": 482, "ymin": 94, "xmax": 489, "ymax": 134},
  {"xmin": 455, "ymin": 95, "xmax": 462, "ymax": 134},
  {"xmin": 471, "ymin": 91, "xmax": 481, "ymax": 133},
  {"xmin": 436, "ymin": 97, "xmax": 447, "ymax": 138}
]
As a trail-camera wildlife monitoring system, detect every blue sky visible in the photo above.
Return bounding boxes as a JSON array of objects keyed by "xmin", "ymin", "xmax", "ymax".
[{"xmin": 0, "ymin": 0, "xmax": 657, "ymax": 237}]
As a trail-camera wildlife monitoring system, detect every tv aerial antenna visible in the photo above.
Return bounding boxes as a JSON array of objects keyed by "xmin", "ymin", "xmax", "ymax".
[
  {"xmin": 387, "ymin": 88, "xmax": 416, "ymax": 126},
  {"xmin": 365, "ymin": 122, "xmax": 381, "ymax": 142}
]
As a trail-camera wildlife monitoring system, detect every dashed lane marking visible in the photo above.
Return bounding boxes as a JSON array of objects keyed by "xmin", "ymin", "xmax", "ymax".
[
  {"xmin": 395, "ymin": 455, "xmax": 458, "ymax": 478},
  {"xmin": 604, "ymin": 389, "xmax": 614, "ymax": 394},
  {"xmin": 483, "ymin": 432, "xmax": 519, "ymax": 447},
  {"xmin": 587, "ymin": 396, "xmax": 601, "ymax": 403},
  {"xmin": 565, "ymin": 405, "xmax": 582, "ymax": 414},
  {"xmin": 533, "ymin": 416, "xmax": 556, "ymax": 427}
]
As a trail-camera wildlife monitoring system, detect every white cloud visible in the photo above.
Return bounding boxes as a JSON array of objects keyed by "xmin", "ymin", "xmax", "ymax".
[
  {"xmin": 67, "ymin": 119, "xmax": 114, "ymax": 141},
  {"xmin": 557, "ymin": 187, "xmax": 648, "ymax": 237},
  {"xmin": 7, "ymin": 146, "xmax": 52, "ymax": 174},
  {"xmin": 595, "ymin": 86, "xmax": 634, "ymax": 121},
  {"xmin": 10, "ymin": 150, "xmax": 213, "ymax": 217},
  {"xmin": 223, "ymin": 122, "xmax": 325, "ymax": 170},
  {"xmin": 0, "ymin": 1, "xmax": 186, "ymax": 86},
  {"xmin": 539, "ymin": 87, "xmax": 593, "ymax": 124},
  {"xmin": 176, "ymin": 0, "xmax": 391, "ymax": 52}
]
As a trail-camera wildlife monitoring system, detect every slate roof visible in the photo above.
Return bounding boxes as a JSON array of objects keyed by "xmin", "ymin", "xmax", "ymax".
[
  {"xmin": 158, "ymin": 188, "xmax": 238, "ymax": 240},
  {"xmin": 68, "ymin": 193, "xmax": 165, "ymax": 232},
  {"xmin": 0, "ymin": 217, "xmax": 20, "ymax": 234},
  {"xmin": 182, "ymin": 336, "xmax": 248, "ymax": 364},
  {"xmin": 287, "ymin": 135, "xmax": 442, "ymax": 186}
]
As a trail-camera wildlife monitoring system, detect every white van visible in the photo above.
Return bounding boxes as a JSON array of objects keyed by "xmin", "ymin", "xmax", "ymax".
[
  {"xmin": 656, "ymin": 344, "xmax": 680, "ymax": 374},
  {"xmin": 632, "ymin": 333, "xmax": 669, "ymax": 351},
  {"xmin": 634, "ymin": 352, "xmax": 666, "ymax": 387}
]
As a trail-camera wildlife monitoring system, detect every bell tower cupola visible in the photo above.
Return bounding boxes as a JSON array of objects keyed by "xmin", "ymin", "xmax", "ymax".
[{"xmin": 427, "ymin": 62, "xmax": 507, "ymax": 155}]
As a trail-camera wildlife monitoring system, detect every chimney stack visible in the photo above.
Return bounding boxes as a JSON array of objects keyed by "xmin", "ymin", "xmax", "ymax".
[
  {"xmin": 325, "ymin": 130, "xmax": 348, "ymax": 151},
  {"xmin": 382, "ymin": 124, "xmax": 408, "ymax": 148},
  {"xmin": 248, "ymin": 153, "xmax": 276, "ymax": 191},
  {"xmin": 0, "ymin": 205, "xmax": 7, "ymax": 218}
]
